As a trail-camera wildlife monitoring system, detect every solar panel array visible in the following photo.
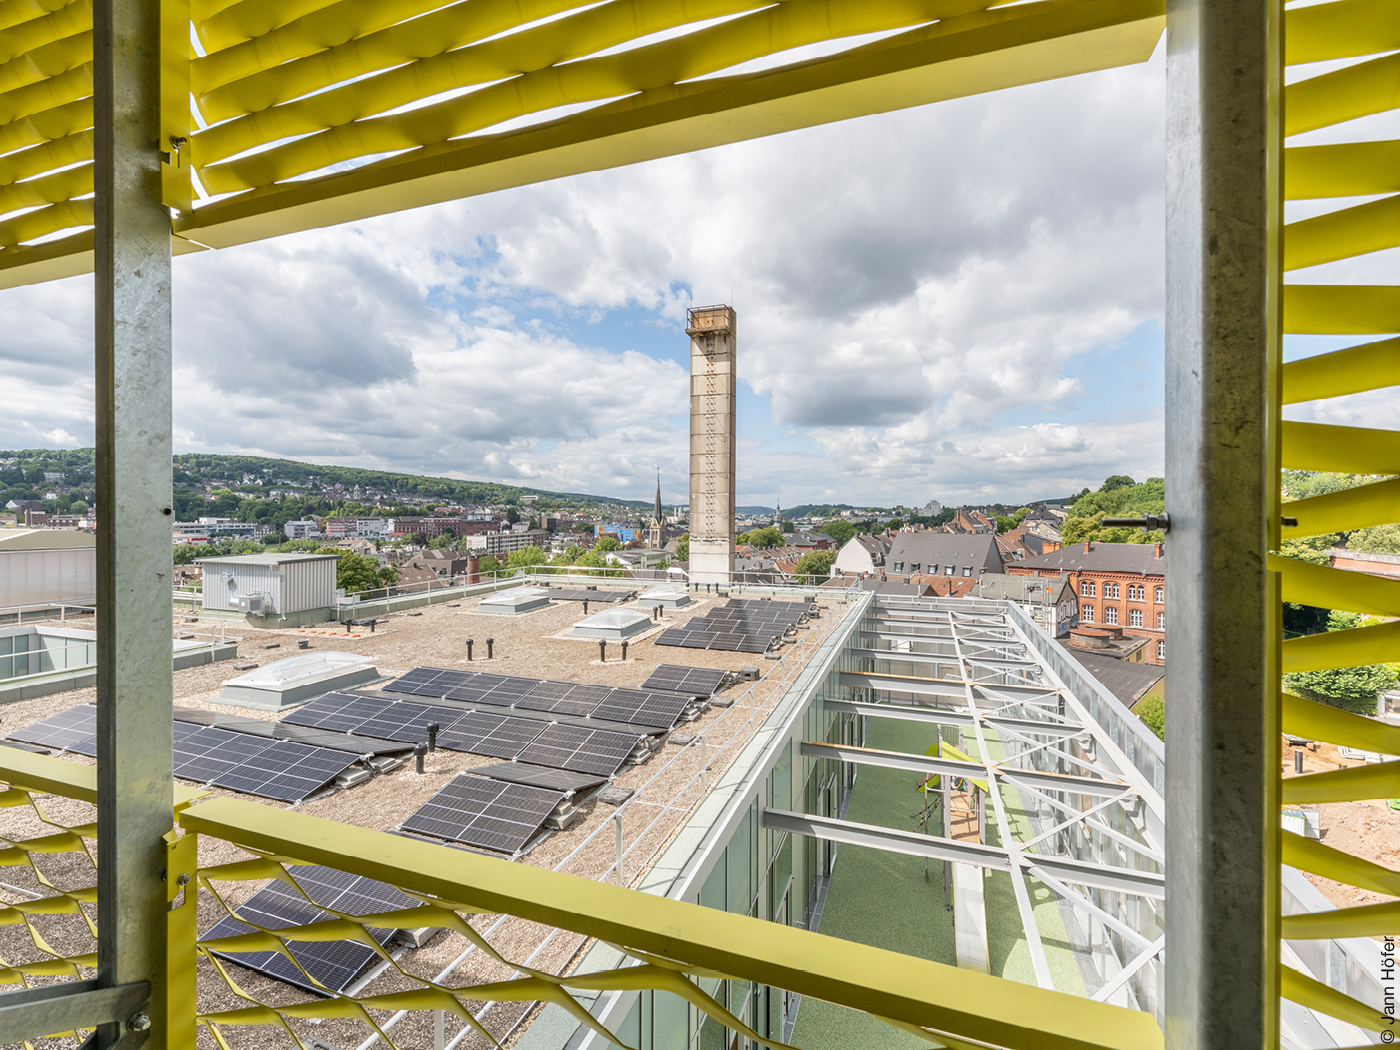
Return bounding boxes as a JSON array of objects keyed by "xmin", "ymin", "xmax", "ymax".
[
  {"xmin": 545, "ymin": 588, "xmax": 632, "ymax": 603},
  {"xmin": 8, "ymin": 705, "xmax": 97, "ymax": 754},
  {"xmin": 400, "ymin": 774, "xmax": 567, "ymax": 853},
  {"xmin": 8, "ymin": 706, "xmax": 358, "ymax": 802},
  {"xmin": 201, "ymin": 865, "xmax": 418, "ymax": 993},
  {"xmin": 517, "ymin": 724, "xmax": 642, "ymax": 777},
  {"xmin": 388, "ymin": 668, "xmax": 697, "ymax": 729},
  {"xmin": 283, "ymin": 690, "xmax": 643, "ymax": 776},
  {"xmin": 471, "ymin": 761, "xmax": 608, "ymax": 794},
  {"xmin": 642, "ymin": 665, "xmax": 731, "ymax": 697},
  {"xmin": 654, "ymin": 599, "xmax": 809, "ymax": 654},
  {"xmin": 172, "ymin": 722, "xmax": 359, "ymax": 801}
]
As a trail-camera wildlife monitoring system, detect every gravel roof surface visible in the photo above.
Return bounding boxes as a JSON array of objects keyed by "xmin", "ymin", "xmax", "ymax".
[{"xmin": 0, "ymin": 588, "xmax": 857, "ymax": 1050}]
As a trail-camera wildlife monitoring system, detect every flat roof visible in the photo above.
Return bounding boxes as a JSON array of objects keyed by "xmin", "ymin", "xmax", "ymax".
[
  {"xmin": 0, "ymin": 528, "xmax": 94, "ymax": 551},
  {"xmin": 194, "ymin": 553, "xmax": 340, "ymax": 565}
]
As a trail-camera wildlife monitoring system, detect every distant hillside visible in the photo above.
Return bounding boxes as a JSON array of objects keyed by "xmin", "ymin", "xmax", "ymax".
[
  {"xmin": 0, "ymin": 448, "xmax": 651, "ymax": 511},
  {"xmin": 784, "ymin": 504, "xmax": 860, "ymax": 518}
]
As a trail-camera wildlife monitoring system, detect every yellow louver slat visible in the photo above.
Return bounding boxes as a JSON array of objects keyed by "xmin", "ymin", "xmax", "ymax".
[
  {"xmin": 0, "ymin": 63, "xmax": 92, "ymax": 124},
  {"xmin": 1285, "ymin": 140, "xmax": 1400, "ymax": 199},
  {"xmin": 1285, "ymin": 0, "xmax": 1400, "ymax": 63},
  {"xmin": 1282, "ymin": 619, "xmax": 1400, "ymax": 672},
  {"xmin": 0, "ymin": 0, "xmax": 77, "ymax": 33},
  {"xmin": 1284, "ymin": 285, "xmax": 1400, "ymax": 334},
  {"xmin": 0, "ymin": 159, "xmax": 89, "ymax": 213},
  {"xmin": 1282, "ymin": 193, "xmax": 1400, "ymax": 271},
  {"xmin": 194, "ymin": 0, "xmax": 756, "ymax": 121},
  {"xmin": 0, "ymin": 0, "xmax": 88, "ymax": 64},
  {"xmin": 0, "ymin": 27, "xmax": 89, "ymax": 93},
  {"xmin": 1282, "ymin": 967, "xmax": 1390, "ymax": 1031},
  {"xmin": 196, "ymin": 0, "xmax": 349, "ymax": 53},
  {"xmin": 1282, "ymin": 693, "xmax": 1400, "ymax": 756},
  {"xmin": 1280, "ymin": 337, "xmax": 1400, "ymax": 404},
  {"xmin": 193, "ymin": 0, "xmax": 984, "ymax": 179},
  {"xmin": 1283, "ymin": 831, "xmax": 1400, "ymax": 898},
  {"xmin": 191, "ymin": 0, "xmax": 462, "ymax": 98},
  {"xmin": 1278, "ymin": 477, "xmax": 1400, "ymax": 537},
  {"xmin": 1280, "ymin": 421, "xmax": 1400, "ymax": 473},
  {"xmin": 0, "ymin": 128, "xmax": 92, "ymax": 186},
  {"xmin": 1284, "ymin": 50, "xmax": 1400, "ymax": 137},
  {"xmin": 1282, "ymin": 901, "xmax": 1400, "ymax": 939},
  {"xmin": 1280, "ymin": 760, "xmax": 1400, "ymax": 803},
  {"xmin": 0, "ymin": 194, "xmax": 91, "ymax": 245},
  {"xmin": 1272, "ymin": 555, "xmax": 1400, "ymax": 618}
]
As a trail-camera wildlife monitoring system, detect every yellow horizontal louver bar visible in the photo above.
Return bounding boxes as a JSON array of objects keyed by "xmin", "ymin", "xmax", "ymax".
[
  {"xmin": 0, "ymin": 0, "xmax": 88, "ymax": 64},
  {"xmin": 1285, "ymin": 139, "xmax": 1400, "ymax": 198},
  {"xmin": 0, "ymin": 27, "xmax": 89, "ymax": 93},
  {"xmin": 1280, "ymin": 421, "xmax": 1400, "ymax": 473},
  {"xmin": 1281, "ymin": 760, "xmax": 1400, "ymax": 803},
  {"xmin": 0, "ymin": 63, "xmax": 92, "ymax": 125},
  {"xmin": 1280, "ymin": 337, "xmax": 1400, "ymax": 404},
  {"xmin": 0, "ymin": 0, "xmax": 77, "ymax": 34},
  {"xmin": 193, "ymin": 0, "xmax": 987, "ymax": 187},
  {"xmin": 195, "ymin": 0, "xmax": 755, "ymax": 123},
  {"xmin": 1285, "ymin": 0, "xmax": 1400, "ymax": 63},
  {"xmin": 1284, "ymin": 285, "xmax": 1400, "ymax": 334},
  {"xmin": 192, "ymin": 0, "xmax": 464, "ymax": 99},
  {"xmin": 0, "ymin": 159, "xmax": 88, "ymax": 213},
  {"xmin": 1272, "ymin": 555, "xmax": 1400, "ymax": 618},
  {"xmin": 1285, "ymin": 50, "xmax": 1400, "ymax": 136},
  {"xmin": 1283, "ymin": 194, "xmax": 1400, "ymax": 271},
  {"xmin": 197, "ymin": 0, "xmax": 368, "ymax": 53},
  {"xmin": 0, "ymin": 194, "xmax": 90, "ymax": 244}
]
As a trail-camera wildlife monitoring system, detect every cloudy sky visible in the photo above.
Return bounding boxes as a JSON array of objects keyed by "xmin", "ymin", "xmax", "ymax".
[{"xmin": 1, "ymin": 40, "xmax": 1178, "ymax": 509}]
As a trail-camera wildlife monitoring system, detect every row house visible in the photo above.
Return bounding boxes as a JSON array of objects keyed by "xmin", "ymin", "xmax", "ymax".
[{"xmin": 1007, "ymin": 541, "xmax": 1167, "ymax": 665}]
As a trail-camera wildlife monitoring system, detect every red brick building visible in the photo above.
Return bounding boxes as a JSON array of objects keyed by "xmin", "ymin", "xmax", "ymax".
[{"xmin": 1008, "ymin": 541, "xmax": 1167, "ymax": 664}]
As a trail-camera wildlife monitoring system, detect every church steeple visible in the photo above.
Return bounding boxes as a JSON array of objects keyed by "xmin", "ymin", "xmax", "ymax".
[{"xmin": 649, "ymin": 469, "xmax": 664, "ymax": 549}]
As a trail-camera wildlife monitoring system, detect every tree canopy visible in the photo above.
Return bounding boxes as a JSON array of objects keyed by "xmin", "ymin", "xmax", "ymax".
[
  {"xmin": 1059, "ymin": 476, "xmax": 1165, "ymax": 545},
  {"xmin": 794, "ymin": 549, "xmax": 836, "ymax": 582},
  {"xmin": 818, "ymin": 520, "xmax": 856, "ymax": 546},
  {"xmin": 748, "ymin": 527, "xmax": 784, "ymax": 549}
]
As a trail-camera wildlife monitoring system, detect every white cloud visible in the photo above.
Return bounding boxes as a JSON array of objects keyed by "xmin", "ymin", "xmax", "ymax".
[{"xmin": 1, "ymin": 47, "xmax": 1176, "ymax": 505}]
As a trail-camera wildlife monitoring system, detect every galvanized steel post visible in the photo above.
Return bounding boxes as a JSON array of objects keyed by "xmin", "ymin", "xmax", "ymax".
[
  {"xmin": 93, "ymin": 0, "xmax": 175, "ymax": 1037},
  {"xmin": 1164, "ymin": 0, "xmax": 1282, "ymax": 1043}
]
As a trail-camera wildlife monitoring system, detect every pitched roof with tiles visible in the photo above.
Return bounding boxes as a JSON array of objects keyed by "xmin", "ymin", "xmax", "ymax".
[
  {"xmin": 886, "ymin": 532, "xmax": 1004, "ymax": 576},
  {"xmin": 1013, "ymin": 541, "xmax": 1165, "ymax": 575}
]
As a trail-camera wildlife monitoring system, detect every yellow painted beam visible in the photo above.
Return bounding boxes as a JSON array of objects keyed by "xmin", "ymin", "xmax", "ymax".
[
  {"xmin": 180, "ymin": 795, "xmax": 1165, "ymax": 1050},
  {"xmin": 1285, "ymin": 51, "xmax": 1400, "ymax": 137},
  {"xmin": 1271, "ymin": 554, "xmax": 1400, "ymax": 619},
  {"xmin": 1284, "ymin": 285, "xmax": 1400, "ymax": 334},
  {"xmin": 1285, "ymin": 140, "xmax": 1400, "ymax": 199},
  {"xmin": 1281, "ymin": 336, "xmax": 1400, "ymax": 403},
  {"xmin": 1280, "ymin": 476, "xmax": 1400, "ymax": 537},
  {"xmin": 1281, "ymin": 420, "xmax": 1400, "ymax": 473},
  {"xmin": 176, "ymin": 0, "xmax": 1162, "ymax": 250},
  {"xmin": 1285, "ymin": 0, "xmax": 1400, "ymax": 65},
  {"xmin": 1283, "ymin": 193, "xmax": 1400, "ymax": 271}
]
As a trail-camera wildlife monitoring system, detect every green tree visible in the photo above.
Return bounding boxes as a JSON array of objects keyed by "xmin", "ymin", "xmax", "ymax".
[
  {"xmin": 1276, "ymin": 533, "xmax": 1340, "ymax": 565},
  {"xmin": 994, "ymin": 515, "xmax": 1018, "ymax": 533},
  {"xmin": 594, "ymin": 535, "xmax": 621, "ymax": 553},
  {"xmin": 818, "ymin": 520, "xmax": 856, "ymax": 546},
  {"xmin": 505, "ymin": 546, "xmax": 549, "ymax": 569},
  {"xmin": 1346, "ymin": 523, "xmax": 1400, "ymax": 553},
  {"xmin": 794, "ymin": 549, "xmax": 836, "ymax": 583},
  {"xmin": 506, "ymin": 506, "xmax": 520, "ymax": 525},
  {"xmin": 886, "ymin": 518, "xmax": 904, "ymax": 531},
  {"xmin": 749, "ymin": 526, "xmax": 783, "ymax": 549},
  {"xmin": 408, "ymin": 532, "xmax": 429, "ymax": 547},
  {"xmin": 314, "ymin": 548, "xmax": 396, "ymax": 594},
  {"xmin": 1102, "ymin": 474, "xmax": 1136, "ymax": 492},
  {"xmin": 1136, "ymin": 694, "xmax": 1165, "ymax": 741},
  {"xmin": 736, "ymin": 531, "xmax": 753, "ymax": 546},
  {"xmin": 478, "ymin": 555, "xmax": 503, "ymax": 575},
  {"xmin": 1285, "ymin": 664, "xmax": 1397, "ymax": 716},
  {"xmin": 429, "ymin": 533, "xmax": 457, "ymax": 549},
  {"xmin": 69, "ymin": 500, "xmax": 88, "ymax": 514},
  {"xmin": 675, "ymin": 533, "xmax": 689, "ymax": 562}
]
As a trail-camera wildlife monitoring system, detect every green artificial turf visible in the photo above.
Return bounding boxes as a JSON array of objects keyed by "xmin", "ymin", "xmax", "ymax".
[{"xmin": 790, "ymin": 716, "xmax": 1087, "ymax": 1050}]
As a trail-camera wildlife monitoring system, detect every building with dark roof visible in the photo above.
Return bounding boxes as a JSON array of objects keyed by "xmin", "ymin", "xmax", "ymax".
[
  {"xmin": 886, "ymin": 532, "xmax": 1004, "ymax": 578},
  {"xmin": 1008, "ymin": 540, "xmax": 1167, "ymax": 665},
  {"xmin": 831, "ymin": 532, "xmax": 892, "ymax": 576}
]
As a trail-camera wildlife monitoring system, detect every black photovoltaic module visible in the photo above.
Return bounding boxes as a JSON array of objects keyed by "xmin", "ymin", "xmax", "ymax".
[
  {"xmin": 285, "ymin": 692, "xmax": 545, "ymax": 759},
  {"xmin": 386, "ymin": 669, "xmax": 693, "ymax": 730},
  {"xmin": 400, "ymin": 774, "xmax": 567, "ymax": 853},
  {"xmin": 653, "ymin": 598, "xmax": 810, "ymax": 654},
  {"xmin": 172, "ymin": 722, "xmax": 358, "ymax": 801},
  {"xmin": 470, "ymin": 761, "xmax": 609, "ymax": 794},
  {"xmin": 516, "ymin": 724, "xmax": 640, "ymax": 777},
  {"xmin": 589, "ymin": 688, "xmax": 690, "ymax": 729},
  {"xmin": 7, "ymin": 704, "xmax": 97, "ymax": 753},
  {"xmin": 641, "ymin": 665, "xmax": 730, "ymax": 697},
  {"xmin": 544, "ymin": 588, "xmax": 631, "ymax": 603},
  {"xmin": 9, "ymin": 707, "xmax": 357, "ymax": 801},
  {"xmin": 201, "ymin": 865, "xmax": 419, "ymax": 994},
  {"xmin": 653, "ymin": 626, "xmax": 774, "ymax": 654}
]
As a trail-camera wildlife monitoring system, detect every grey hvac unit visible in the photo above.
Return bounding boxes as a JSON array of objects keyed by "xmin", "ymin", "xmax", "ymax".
[{"xmin": 234, "ymin": 594, "xmax": 266, "ymax": 614}]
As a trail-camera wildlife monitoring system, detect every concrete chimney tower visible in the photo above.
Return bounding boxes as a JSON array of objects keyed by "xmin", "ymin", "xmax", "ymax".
[{"xmin": 686, "ymin": 304, "xmax": 737, "ymax": 584}]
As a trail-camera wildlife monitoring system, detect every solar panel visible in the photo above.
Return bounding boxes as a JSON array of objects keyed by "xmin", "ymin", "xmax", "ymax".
[
  {"xmin": 435, "ymin": 710, "xmax": 544, "ymax": 759},
  {"xmin": 514, "ymin": 680, "xmax": 610, "ymax": 717},
  {"xmin": 172, "ymin": 724, "xmax": 357, "ymax": 801},
  {"xmin": 400, "ymin": 774, "xmax": 566, "ymax": 853},
  {"xmin": 642, "ymin": 665, "xmax": 730, "ymax": 696},
  {"xmin": 201, "ymin": 865, "xmax": 418, "ymax": 994},
  {"xmin": 174, "ymin": 706, "xmax": 415, "ymax": 755},
  {"xmin": 589, "ymin": 688, "xmax": 690, "ymax": 729},
  {"xmin": 516, "ymin": 724, "xmax": 641, "ymax": 777},
  {"xmin": 470, "ymin": 762, "xmax": 609, "ymax": 794},
  {"xmin": 7, "ymin": 704, "xmax": 96, "ymax": 753},
  {"xmin": 547, "ymin": 588, "xmax": 631, "ymax": 603}
]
